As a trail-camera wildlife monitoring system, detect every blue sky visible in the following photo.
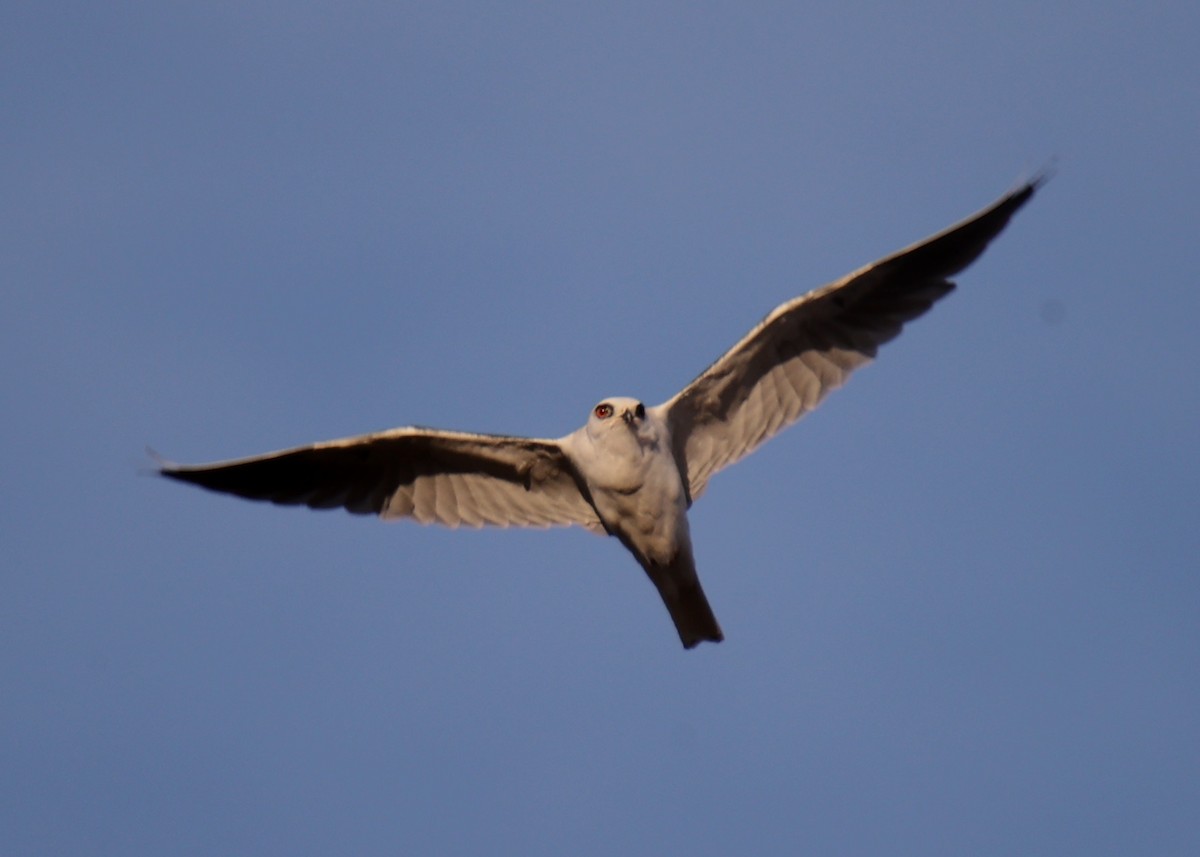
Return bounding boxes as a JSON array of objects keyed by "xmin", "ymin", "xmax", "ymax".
[{"xmin": 3, "ymin": 2, "xmax": 1198, "ymax": 855}]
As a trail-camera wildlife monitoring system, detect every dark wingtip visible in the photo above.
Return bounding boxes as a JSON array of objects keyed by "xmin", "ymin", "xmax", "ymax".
[
  {"xmin": 1007, "ymin": 162, "xmax": 1055, "ymax": 209},
  {"xmin": 1003, "ymin": 168, "xmax": 1050, "ymax": 213},
  {"xmin": 147, "ymin": 448, "xmax": 223, "ymax": 490},
  {"xmin": 680, "ymin": 628, "xmax": 725, "ymax": 649},
  {"xmin": 1027, "ymin": 158, "xmax": 1057, "ymax": 190},
  {"xmin": 142, "ymin": 446, "xmax": 179, "ymax": 478}
]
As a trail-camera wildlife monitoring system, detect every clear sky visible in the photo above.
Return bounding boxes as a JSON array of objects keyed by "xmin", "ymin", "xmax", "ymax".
[{"xmin": 3, "ymin": 3, "xmax": 1198, "ymax": 855}]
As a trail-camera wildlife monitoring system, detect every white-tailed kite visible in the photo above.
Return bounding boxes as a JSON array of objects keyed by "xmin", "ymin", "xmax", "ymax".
[{"xmin": 160, "ymin": 179, "xmax": 1043, "ymax": 648}]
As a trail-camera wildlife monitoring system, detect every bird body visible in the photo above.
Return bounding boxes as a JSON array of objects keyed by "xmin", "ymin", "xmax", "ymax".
[
  {"xmin": 560, "ymin": 398, "xmax": 721, "ymax": 646},
  {"xmin": 564, "ymin": 398, "xmax": 686, "ymax": 562},
  {"xmin": 159, "ymin": 178, "xmax": 1044, "ymax": 648}
]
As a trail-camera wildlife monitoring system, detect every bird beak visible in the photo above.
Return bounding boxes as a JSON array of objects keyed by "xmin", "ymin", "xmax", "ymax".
[{"xmin": 622, "ymin": 410, "xmax": 635, "ymax": 425}]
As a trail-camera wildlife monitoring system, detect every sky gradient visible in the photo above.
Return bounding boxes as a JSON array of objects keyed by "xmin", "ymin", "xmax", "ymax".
[{"xmin": 3, "ymin": 3, "xmax": 1198, "ymax": 855}]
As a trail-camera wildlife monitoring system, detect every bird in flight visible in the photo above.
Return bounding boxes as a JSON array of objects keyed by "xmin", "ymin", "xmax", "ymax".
[{"xmin": 159, "ymin": 178, "xmax": 1043, "ymax": 649}]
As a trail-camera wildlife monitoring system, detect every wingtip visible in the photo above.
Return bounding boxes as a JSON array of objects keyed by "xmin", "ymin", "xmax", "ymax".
[
  {"xmin": 680, "ymin": 629, "xmax": 725, "ymax": 650},
  {"xmin": 145, "ymin": 449, "xmax": 209, "ymax": 487},
  {"xmin": 143, "ymin": 446, "xmax": 178, "ymax": 477},
  {"xmin": 1017, "ymin": 160, "xmax": 1056, "ymax": 198},
  {"xmin": 993, "ymin": 166, "xmax": 1051, "ymax": 233}
]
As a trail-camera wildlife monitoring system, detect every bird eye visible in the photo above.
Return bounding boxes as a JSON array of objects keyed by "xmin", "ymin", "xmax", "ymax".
[
  {"xmin": 634, "ymin": 403, "xmax": 645, "ymax": 419},
  {"xmin": 594, "ymin": 403, "xmax": 613, "ymax": 419}
]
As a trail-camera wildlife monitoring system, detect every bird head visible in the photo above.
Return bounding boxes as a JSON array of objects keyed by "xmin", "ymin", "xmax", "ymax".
[
  {"xmin": 590, "ymin": 397, "xmax": 645, "ymax": 427},
  {"xmin": 585, "ymin": 396, "xmax": 650, "ymax": 441}
]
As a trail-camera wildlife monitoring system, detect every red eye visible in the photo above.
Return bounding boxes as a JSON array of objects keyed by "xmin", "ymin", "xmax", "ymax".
[{"xmin": 594, "ymin": 403, "xmax": 613, "ymax": 419}]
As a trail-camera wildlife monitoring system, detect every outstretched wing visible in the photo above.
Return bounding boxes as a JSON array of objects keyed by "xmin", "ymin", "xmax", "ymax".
[
  {"xmin": 658, "ymin": 178, "xmax": 1043, "ymax": 501},
  {"xmin": 159, "ymin": 427, "xmax": 604, "ymax": 531}
]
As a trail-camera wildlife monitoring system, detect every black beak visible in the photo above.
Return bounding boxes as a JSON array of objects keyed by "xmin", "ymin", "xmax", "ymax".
[{"xmin": 622, "ymin": 410, "xmax": 635, "ymax": 425}]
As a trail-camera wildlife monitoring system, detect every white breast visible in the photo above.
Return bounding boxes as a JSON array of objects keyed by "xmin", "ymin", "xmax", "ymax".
[{"xmin": 564, "ymin": 412, "xmax": 690, "ymax": 564}]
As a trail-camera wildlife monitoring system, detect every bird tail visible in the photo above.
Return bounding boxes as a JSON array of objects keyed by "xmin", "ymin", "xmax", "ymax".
[{"xmin": 642, "ymin": 549, "xmax": 724, "ymax": 649}]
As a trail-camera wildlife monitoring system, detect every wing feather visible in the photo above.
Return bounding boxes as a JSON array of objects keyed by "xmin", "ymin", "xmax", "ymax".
[
  {"xmin": 159, "ymin": 427, "xmax": 603, "ymax": 531},
  {"xmin": 660, "ymin": 179, "xmax": 1043, "ymax": 500}
]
